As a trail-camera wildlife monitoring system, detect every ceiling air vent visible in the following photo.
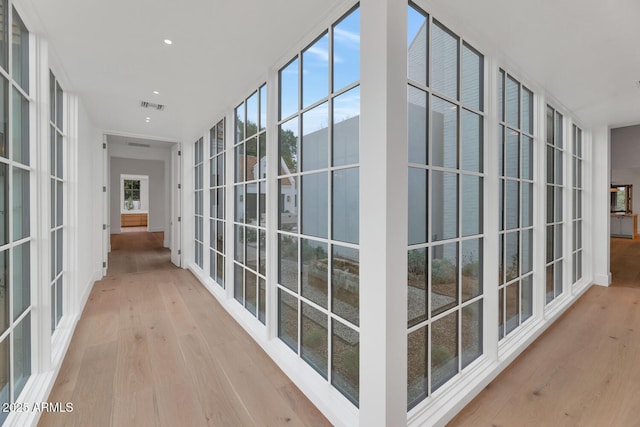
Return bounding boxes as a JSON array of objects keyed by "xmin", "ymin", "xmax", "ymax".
[
  {"xmin": 128, "ymin": 142, "xmax": 151, "ymax": 148},
  {"xmin": 140, "ymin": 101, "xmax": 165, "ymax": 111}
]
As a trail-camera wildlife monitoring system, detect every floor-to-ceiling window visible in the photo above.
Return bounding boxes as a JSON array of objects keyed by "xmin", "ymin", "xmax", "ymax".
[
  {"xmin": 497, "ymin": 70, "xmax": 534, "ymax": 339},
  {"xmin": 209, "ymin": 119, "xmax": 226, "ymax": 288},
  {"xmin": 545, "ymin": 105, "xmax": 564, "ymax": 304},
  {"xmin": 406, "ymin": 3, "xmax": 484, "ymax": 408},
  {"xmin": 572, "ymin": 125, "xmax": 583, "ymax": 284},
  {"xmin": 277, "ymin": 5, "xmax": 361, "ymax": 405},
  {"xmin": 233, "ymin": 86, "xmax": 268, "ymax": 322},
  {"xmin": 194, "ymin": 137, "xmax": 204, "ymax": 268},
  {"xmin": 49, "ymin": 72, "xmax": 64, "ymax": 333},
  {"xmin": 0, "ymin": 4, "xmax": 32, "ymax": 421}
]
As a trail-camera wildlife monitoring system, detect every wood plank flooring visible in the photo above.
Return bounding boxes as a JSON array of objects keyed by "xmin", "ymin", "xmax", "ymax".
[
  {"xmin": 39, "ymin": 232, "xmax": 329, "ymax": 427},
  {"xmin": 449, "ymin": 238, "xmax": 640, "ymax": 427}
]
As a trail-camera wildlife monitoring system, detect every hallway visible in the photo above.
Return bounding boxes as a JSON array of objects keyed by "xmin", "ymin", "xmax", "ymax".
[
  {"xmin": 449, "ymin": 238, "xmax": 640, "ymax": 426},
  {"xmin": 39, "ymin": 232, "xmax": 329, "ymax": 427}
]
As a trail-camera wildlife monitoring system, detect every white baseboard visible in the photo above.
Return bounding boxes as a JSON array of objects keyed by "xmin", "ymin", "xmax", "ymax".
[{"xmin": 593, "ymin": 273, "xmax": 611, "ymax": 286}]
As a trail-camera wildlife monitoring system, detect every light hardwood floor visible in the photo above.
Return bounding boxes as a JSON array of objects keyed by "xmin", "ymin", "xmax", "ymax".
[
  {"xmin": 39, "ymin": 232, "xmax": 330, "ymax": 427},
  {"xmin": 449, "ymin": 237, "xmax": 640, "ymax": 427}
]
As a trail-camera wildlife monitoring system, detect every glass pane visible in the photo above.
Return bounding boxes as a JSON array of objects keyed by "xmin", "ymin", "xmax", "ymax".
[
  {"xmin": 56, "ymin": 82, "xmax": 63, "ymax": 128},
  {"xmin": 301, "ymin": 239, "xmax": 328, "ymax": 308},
  {"xmin": 408, "ymin": 86, "xmax": 427, "ymax": 165},
  {"xmin": 234, "ymin": 225, "xmax": 244, "ymax": 263},
  {"xmin": 505, "ymin": 130, "xmax": 518, "ymax": 178},
  {"xmin": 56, "ymin": 228, "xmax": 62, "ymax": 276},
  {"xmin": 499, "ymin": 234, "xmax": 504, "ymax": 285},
  {"xmin": 217, "ymin": 253, "xmax": 225, "ymax": 287},
  {"xmin": 56, "ymin": 180, "xmax": 63, "ymax": 227},
  {"xmin": 279, "ymin": 117, "xmax": 298, "ymax": 175},
  {"xmin": 555, "ymin": 112, "xmax": 563, "ymax": 149},
  {"xmin": 246, "ymin": 184, "xmax": 257, "ymax": 225},
  {"xmin": 431, "ymin": 21, "xmax": 458, "ymax": 100},
  {"xmin": 0, "ymin": 163, "xmax": 7, "ymax": 245},
  {"xmin": 13, "ymin": 167, "xmax": 29, "ymax": 241},
  {"xmin": 13, "ymin": 313, "xmax": 31, "ymax": 398},
  {"xmin": 332, "ymin": 168, "xmax": 359, "ymax": 244},
  {"xmin": 461, "ymin": 109, "xmax": 482, "ymax": 173},
  {"xmin": 258, "ymin": 277, "xmax": 266, "ymax": 324},
  {"xmin": 498, "ymin": 288, "xmax": 504, "ymax": 339},
  {"xmin": 217, "ymin": 120, "xmax": 225, "ymax": 152},
  {"xmin": 245, "ymin": 271, "xmax": 257, "ymax": 315},
  {"xmin": 246, "ymin": 227, "xmax": 257, "ymax": 271},
  {"xmin": 432, "ymin": 311, "xmax": 458, "ymax": 391},
  {"xmin": 332, "ymin": 245, "xmax": 359, "ymax": 326},
  {"xmin": 498, "ymin": 70, "xmax": 504, "ymax": 122},
  {"xmin": 546, "ymin": 185, "xmax": 554, "ymax": 225},
  {"xmin": 522, "ymin": 135, "xmax": 533, "ymax": 180},
  {"xmin": 431, "ymin": 242, "xmax": 458, "ymax": 316},
  {"xmin": 522, "ymin": 182, "xmax": 533, "ymax": 228},
  {"xmin": 258, "ymin": 229, "xmax": 266, "ymax": 276},
  {"xmin": 246, "ymin": 138, "xmax": 257, "ymax": 182},
  {"xmin": 505, "ymin": 281, "xmax": 519, "ymax": 334},
  {"xmin": 301, "ymin": 303, "xmax": 328, "ymax": 378},
  {"xmin": 278, "ymin": 234, "xmax": 298, "ymax": 292},
  {"xmin": 301, "ymin": 172, "xmax": 328, "ymax": 238},
  {"xmin": 461, "ymin": 238, "xmax": 482, "ymax": 302},
  {"xmin": 431, "ymin": 171, "xmax": 457, "ymax": 241},
  {"xmin": 461, "ymin": 174, "xmax": 482, "ymax": 237},
  {"xmin": 0, "ymin": 78, "xmax": 7, "ymax": 159},
  {"xmin": 431, "ymin": 96, "xmax": 457, "ymax": 169},
  {"xmin": 56, "ymin": 276, "xmax": 63, "ymax": 324},
  {"xmin": 13, "ymin": 241, "xmax": 29, "ymax": 320},
  {"xmin": 505, "ymin": 231, "xmax": 519, "ymax": 283},
  {"xmin": 522, "ymin": 87, "xmax": 533, "ymax": 134},
  {"xmin": 234, "ymin": 263, "xmax": 243, "ymax": 303},
  {"xmin": 0, "ymin": 250, "xmax": 6, "ymax": 334},
  {"xmin": 259, "ymin": 85, "xmax": 267, "ymax": 132},
  {"xmin": 408, "ymin": 167, "xmax": 427, "ymax": 245},
  {"xmin": 555, "ymin": 149, "xmax": 563, "ymax": 186},
  {"xmin": 235, "ymin": 102, "xmax": 245, "ymax": 143},
  {"xmin": 461, "ymin": 44, "xmax": 482, "ymax": 111},
  {"xmin": 0, "ymin": 0, "xmax": 6, "ymax": 72},
  {"xmin": 278, "ymin": 289, "xmax": 298, "ymax": 351},
  {"xmin": 332, "ymin": 319, "xmax": 359, "ymax": 405},
  {"xmin": 246, "ymin": 91, "xmax": 258, "ymax": 137},
  {"xmin": 12, "ymin": 89, "xmax": 29, "ymax": 165},
  {"xmin": 407, "ymin": 5, "xmax": 427, "ymax": 86},
  {"xmin": 333, "ymin": 86, "xmax": 360, "ymax": 167},
  {"xmin": 303, "ymin": 33, "xmax": 328, "ymax": 108},
  {"xmin": 407, "ymin": 326, "xmax": 427, "ymax": 408},
  {"xmin": 279, "ymin": 178, "xmax": 297, "ymax": 231},
  {"xmin": 555, "ymin": 224, "xmax": 563, "ymax": 261},
  {"xmin": 505, "ymin": 179, "xmax": 519, "ymax": 230},
  {"xmin": 521, "ymin": 275, "xmax": 533, "ymax": 322},
  {"xmin": 461, "ymin": 300, "xmax": 482, "ymax": 369},
  {"xmin": 259, "ymin": 182, "xmax": 266, "ymax": 227},
  {"xmin": 546, "ymin": 106, "xmax": 554, "ymax": 144},
  {"xmin": 280, "ymin": 58, "xmax": 299, "ymax": 120},
  {"xmin": 407, "ymin": 248, "xmax": 427, "ymax": 327},
  {"xmin": 235, "ymin": 143, "xmax": 244, "ymax": 182},
  {"xmin": 333, "ymin": 7, "xmax": 360, "ymax": 91},
  {"xmin": 259, "ymin": 133, "xmax": 266, "ymax": 180},
  {"xmin": 505, "ymin": 76, "xmax": 519, "ymax": 128},
  {"xmin": 12, "ymin": 8, "xmax": 29, "ymax": 92},
  {"xmin": 545, "ymin": 265, "xmax": 554, "ymax": 304},
  {"xmin": 234, "ymin": 185, "xmax": 244, "ymax": 222},
  {"xmin": 521, "ymin": 228, "xmax": 533, "ymax": 275},
  {"xmin": 554, "ymin": 261, "xmax": 563, "ymax": 297},
  {"xmin": 555, "ymin": 184, "xmax": 563, "ymax": 222},
  {"xmin": 301, "ymin": 102, "xmax": 328, "ymax": 171}
]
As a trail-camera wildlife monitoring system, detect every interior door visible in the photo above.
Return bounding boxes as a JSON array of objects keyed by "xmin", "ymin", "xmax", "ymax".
[{"xmin": 171, "ymin": 143, "xmax": 182, "ymax": 267}]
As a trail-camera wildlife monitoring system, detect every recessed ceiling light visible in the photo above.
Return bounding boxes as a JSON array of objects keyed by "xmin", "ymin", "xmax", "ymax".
[
  {"xmin": 164, "ymin": 39, "xmax": 173, "ymax": 45},
  {"xmin": 145, "ymin": 117, "xmax": 151, "ymax": 122},
  {"xmin": 153, "ymin": 90, "xmax": 159, "ymax": 95}
]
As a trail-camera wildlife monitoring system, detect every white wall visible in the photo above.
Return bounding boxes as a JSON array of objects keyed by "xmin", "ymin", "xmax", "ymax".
[
  {"xmin": 109, "ymin": 156, "xmax": 167, "ymax": 235},
  {"xmin": 611, "ymin": 125, "xmax": 640, "ymax": 213},
  {"xmin": 75, "ymin": 100, "xmax": 103, "ymax": 305}
]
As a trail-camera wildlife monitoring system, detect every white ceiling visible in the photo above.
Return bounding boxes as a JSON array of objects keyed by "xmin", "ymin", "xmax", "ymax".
[{"xmin": 19, "ymin": 0, "xmax": 640, "ymax": 146}]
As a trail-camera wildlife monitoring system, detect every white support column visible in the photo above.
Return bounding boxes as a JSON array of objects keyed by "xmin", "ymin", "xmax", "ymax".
[
  {"xmin": 359, "ymin": 1, "xmax": 408, "ymax": 425},
  {"xmin": 534, "ymin": 93, "xmax": 547, "ymax": 318},
  {"xmin": 591, "ymin": 126, "xmax": 611, "ymax": 286}
]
